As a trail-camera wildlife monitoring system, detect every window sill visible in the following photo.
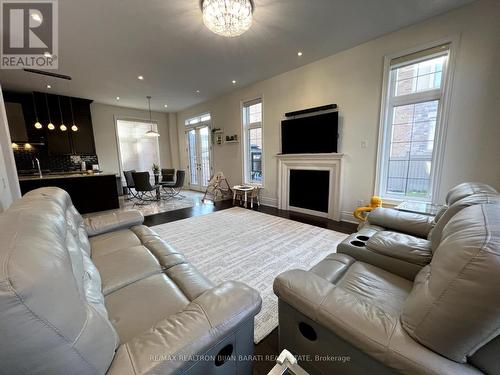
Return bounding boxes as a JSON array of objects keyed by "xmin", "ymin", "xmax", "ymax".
[{"xmin": 381, "ymin": 196, "xmax": 431, "ymax": 208}]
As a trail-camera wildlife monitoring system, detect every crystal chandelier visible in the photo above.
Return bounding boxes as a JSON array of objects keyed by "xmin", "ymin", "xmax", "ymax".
[{"xmin": 202, "ymin": 0, "xmax": 253, "ymax": 38}]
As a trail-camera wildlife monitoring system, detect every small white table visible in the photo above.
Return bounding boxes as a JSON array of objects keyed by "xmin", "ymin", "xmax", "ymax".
[{"xmin": 233, "ymin": 185, "xmax": 257, "ymax": 208}]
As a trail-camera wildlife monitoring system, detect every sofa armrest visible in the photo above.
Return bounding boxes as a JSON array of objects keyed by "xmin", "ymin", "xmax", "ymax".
[
  {"xmin": 367, "ymin": 207, "xmax": 434, "ymax": 238},
  {"xmin": 273, "ymin": 269, "xmax": 335, "ymax": 319},
  {"xmin": 367, "ymin": 231, "xmax": 432, "ymax": 266},
  {"xmin": 107, "ymin": 281, "xmax": 262, "ymax": 375},
  {"xmin": 84, "ymin": 210, "xmax": 144, "ymax": 237}
]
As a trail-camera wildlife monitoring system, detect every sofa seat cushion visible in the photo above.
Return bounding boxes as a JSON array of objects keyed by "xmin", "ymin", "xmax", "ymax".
[
  {"xmin": 105, "ymin": 273, "xmax": 191, "ymax": 343},
  {"xmin": 90, "ymin": 229, "xmax": 141, "ymax": 256},
  {"xmin": 274, "ymin": 254, "xmax": 482, "ymax": 374},
  {"xmin": 92, "ymin": 245, "xmax": 162, "ymax": 295},
  {"xmin": 367, "ymin": 231, "xmax": 432, "ymax": 266}
]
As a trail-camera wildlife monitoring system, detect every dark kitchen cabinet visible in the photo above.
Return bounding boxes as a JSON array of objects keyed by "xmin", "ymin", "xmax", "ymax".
[
  {"xmin": 4, "ymin": 91, "xmax": 46, "ymax": 145},
  {"xmin": 45, "ymin": 93, "xmax": 72, "ymax": 155},
  {"xmin": 29, "ymin": 91, "xmax": 95, "ymax": 155},
  {"xmin": 70, "ymin": 98, "xmax": 96, "ymax": 155}
]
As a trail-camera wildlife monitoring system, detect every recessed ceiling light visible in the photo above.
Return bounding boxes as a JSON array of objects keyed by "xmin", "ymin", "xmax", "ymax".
[
  {"xmin": 46, "ymin": 84, "xmax": 51, "ymax": 89},
  {"xmin": 116, "ymin": 96, "xmax": 120, "ymax": 100},
  {"xmin": 44, "ymin": 52, "xmax": 52, "ymax": 58},
  {"xmin": 137, "ymin": 75, "xmax": 144, "ymax": 80},
  {"xmin": 297, "ymin": 51, "xmax": 303, "ymax": 57},
  {"xmin": 196, "ymin": 90, "xmax": 200, "ymax": 93},
  {"xmin": 164, "ymin": 104, "xmax": 168, "ymax": 108},
  {"xmin": 232, "ymin": 80, "xmax": 236, "ymax": 84}
]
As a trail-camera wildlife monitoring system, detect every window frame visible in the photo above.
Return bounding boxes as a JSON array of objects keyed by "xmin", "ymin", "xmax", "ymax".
[
  {"xmin": 114, "ymin": 116, "xmax": 161, "ymax": 183},
  {"xmin": 183, "ymin": 112, "xmax": 214, "ymax": 188},
  {"xmin": 375, "ymin": 37, "xmax": 458, "ymax": 204},
  {"xmin": 241, "ymin": 97, "xmax": 264, "ymax": 186}
]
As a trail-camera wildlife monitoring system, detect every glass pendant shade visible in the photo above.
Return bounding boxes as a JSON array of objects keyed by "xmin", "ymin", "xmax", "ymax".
[
  {"xmin": 71, "ymin": 124, "xmax": 78, "ymax": 132},
  {"xmin": 34, "ymin": 122, "xmax": 42, "ymax": 129},
  {"xmin": 202, "ymin": 0, "xmax": 253, "ymax": 37},
  {"xmin": 144, "ymin": 96, "xmax": 160, "ymax": 137},
  {"xmin": 47, "ymin": 123, "xmax": 55, "ymax": 130},
  {"xmin": 60, "ymin": 124, "xmax": 67, "ymax": 131}
]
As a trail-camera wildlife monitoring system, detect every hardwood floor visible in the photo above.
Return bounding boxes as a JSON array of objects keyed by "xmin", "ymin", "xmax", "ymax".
[{"xmin": 143, "ymin": 199, "xmax": 358, "ymax": 375}]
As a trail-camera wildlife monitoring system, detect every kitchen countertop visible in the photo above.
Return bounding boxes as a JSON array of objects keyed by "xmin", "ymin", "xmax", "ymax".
[{"xmin": 18, "ymin": 172, "xmax": 117, "ymax": 181}]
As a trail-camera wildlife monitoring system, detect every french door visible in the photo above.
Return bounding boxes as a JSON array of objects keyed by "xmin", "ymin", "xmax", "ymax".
[{"xmin": 186, "ymin": 125, "xmax": 212, "ymax": 191}]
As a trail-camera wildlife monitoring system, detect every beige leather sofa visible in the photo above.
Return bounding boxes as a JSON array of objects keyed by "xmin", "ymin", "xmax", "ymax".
[
  {"xmin": 274, "ymin": 201, "xmax": 500, "ymax": 374},
  {"xmin": 0, "ymin": 187, "xmax": 262, "ymax": 374},
  {"xmin": 338, "ymin": 182, "xmax": 499, "ymax": 280}
]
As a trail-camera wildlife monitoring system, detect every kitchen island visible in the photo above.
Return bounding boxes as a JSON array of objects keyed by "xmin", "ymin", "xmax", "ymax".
[{"xmin": 19, "ymin": 172, "xmax": 119, "ymax": 214}]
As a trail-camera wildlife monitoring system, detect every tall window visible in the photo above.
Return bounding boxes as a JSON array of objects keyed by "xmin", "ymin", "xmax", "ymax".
[
  {"xmin": 242, "ymin": 98, "xmax": 263, "ymax": 184},
  {"xmin": 377, "ymin": 44, "xmax": 451, "ymax": 202},
  {"xmin": 116, "ymin": 119, "xmax": 160, "ymax": 182}
]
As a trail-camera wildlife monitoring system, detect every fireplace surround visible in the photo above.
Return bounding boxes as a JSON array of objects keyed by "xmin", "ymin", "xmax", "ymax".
[{"xmin": 276, "ymin": 153, "xmax": 344, "ymax": 220}]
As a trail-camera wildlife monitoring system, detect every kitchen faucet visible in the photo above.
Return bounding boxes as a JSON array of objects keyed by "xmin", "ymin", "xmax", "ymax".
[{"xmin": 34, "ymin": 158, "xmax": 42, "ymax": 178}]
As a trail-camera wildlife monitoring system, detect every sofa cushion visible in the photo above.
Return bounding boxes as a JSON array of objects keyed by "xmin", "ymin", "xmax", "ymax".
[
  {"xmin": 0, "ymin": 189, "xmax": 118, "ymax": 375},
  {"xmin": 92, "ymin": 244, "xmax": 163, "ymax": 295},
  {"xmin": 90, "ymin": 229, "xmax": 142, "ymax": 256},
  {"xmin": 274, "ymin": 255, "xmax": 482, "ymax": 375},
  {"xmin": 367, "ymin": 207, "xmax": 434, "ymax": 238},
  {"xmin": 402, "ymin": 204, "xmax": 500, "ymax": 363},
  {"xmin": 105, "ymin": 274, "xmax": 191, "ymax": 343},
  {"xmin": 367, "ymin": 231, "xmax": 432, "ymax": 266},
  {"xmin": 445, "ymin": 182, "xmax": 497, "ymax": 205}
]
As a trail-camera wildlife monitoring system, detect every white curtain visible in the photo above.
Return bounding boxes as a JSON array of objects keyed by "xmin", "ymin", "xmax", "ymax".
[{"xmin": 116, "ymin": 120, "xmax": 160, "ymax": 182}]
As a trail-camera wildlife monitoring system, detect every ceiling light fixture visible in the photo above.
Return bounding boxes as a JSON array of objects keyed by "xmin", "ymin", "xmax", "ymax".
[
  {"xmin": 46, "ymin": 84, "xmax": 51, "ymax": 89},
  {"xmin": 145, "ymin": 96, "xmax": 160, "ymax": 137},
  {"xmin": 57, "ymin": 96, "xmax": 67, "ymax": 131},
  {"xmin": 232, "ymin": 80, "xmax": 236, "ymax": 84},
  {"xmin": 32, "ymin": 92, "xmax": 42, "ymax": 129},
  {"xmin": 164, "ymin": 104, "xmax": 168, "ymax": 108},
  {"xmin": 202, "ymin": 0, "xmax": 253, "ymax": 38},
  {"xmin": 137, "ymin": 75, "xmax": 144, "ymax": 80},
  {"xmin": 297, "ymin": 51, "xmax": 303, "ymax": 56},
  {"xmin": 116, "ymin": 96, "xmax": 120, "ymax": 100},
  {"xmin": 45, "ymin": 93, "xmax": 55, "ymax": 130},
  {"xmin": 69, "ymin": 97, "xmax": 78, "ymax": 132},
  {"xmin": 196, "ymin": 90, "xmax": 200, "ymax": 93}
]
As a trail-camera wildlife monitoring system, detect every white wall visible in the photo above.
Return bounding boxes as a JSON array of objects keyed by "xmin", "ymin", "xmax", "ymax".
[
  {"xmin": 91, "ymin": 103, "xmax": 178, "ymax": 175},
  {"xmin": 0, "ymin": 86, "xmax": 21, "ymax": 211},
  {"xmin": 176, "ymin": 0, "xmax": 500, "ymax": 217}
]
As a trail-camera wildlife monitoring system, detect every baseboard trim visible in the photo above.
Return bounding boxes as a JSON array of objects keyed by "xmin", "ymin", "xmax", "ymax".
[
  {"xmin": 260, "ymin": 196, "xmax": 278, "ymax": 208},
  {"xmin": 340, "ymin": 210, "xmax": 358, "ymax": 224}
]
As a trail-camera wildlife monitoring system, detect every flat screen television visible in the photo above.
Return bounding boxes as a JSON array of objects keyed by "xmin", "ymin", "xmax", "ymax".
[{"xmin": 281, "ymin": 111, "xmax": 338, "ymax": 154}]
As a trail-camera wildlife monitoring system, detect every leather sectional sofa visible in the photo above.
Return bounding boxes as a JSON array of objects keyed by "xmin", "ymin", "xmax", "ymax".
[
  {"xmin": 0, "ymin": 187, "xmax": 262, "ymax": 374},
  {"xmin": 337, "ymin": 183, "xmax": 499, "ymax": 280},
  {"xmin": 274, "ymin": 183, "xmax": 500, "ymax": 375}
]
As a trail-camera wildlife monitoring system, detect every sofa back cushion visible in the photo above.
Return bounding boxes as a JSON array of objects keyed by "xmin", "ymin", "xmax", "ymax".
[
  {"xmin": 445, "ymin": 182, "xmax": 497, "ymax": 206},
  {"xmin": 401, "ymin": 203, "xmax": 500, "ymax": 363},
  {"xmin": 0, "ymin": 188, "xmax": 118, "ymax": 374},
  {"xmin": 429, "ymin": 192, "xmax": 500, "ymax": 250}
]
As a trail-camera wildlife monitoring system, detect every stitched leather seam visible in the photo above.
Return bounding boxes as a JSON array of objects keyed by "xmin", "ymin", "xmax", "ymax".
[
  {"xmin": 124, "ymin": 343, "xmax": 138, "ymax": 375},
  {"xmin": 412, "ymin": 205, "xmax": 493, "ymax": 360},
  {"xmin": 4, "ymin": 279, "xmax": 99, "ymax": 374}
]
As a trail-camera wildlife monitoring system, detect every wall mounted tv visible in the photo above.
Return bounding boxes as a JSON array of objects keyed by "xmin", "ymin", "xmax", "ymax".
[{"xmin": 281, "ymin": 110, "xmax": 338, "ymax": 154}]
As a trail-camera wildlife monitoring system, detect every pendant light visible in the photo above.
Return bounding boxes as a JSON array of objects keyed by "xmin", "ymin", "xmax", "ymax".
[
  {"xmin": 69, "ymin": 97, "xmax": 78, "ymax": 131},
  {"xmin": 58, "ymin": 96, "xmax": 67, "ymax": 131},
  {"xmin": 45, "ymin": 93, "xmax": 55, "ymax": 130},
  {"xmin": 32, "ymin": 93, "xmax": 42, "ymax": 129},
  {"xmin": 145, "ymin": 96, "xmax": 160, "ymax": 137}
]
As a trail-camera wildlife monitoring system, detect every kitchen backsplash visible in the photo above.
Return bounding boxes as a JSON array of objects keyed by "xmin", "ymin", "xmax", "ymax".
[{"xmin": 14, "ymin": 148, "xmax": 99, "ymax": 173}]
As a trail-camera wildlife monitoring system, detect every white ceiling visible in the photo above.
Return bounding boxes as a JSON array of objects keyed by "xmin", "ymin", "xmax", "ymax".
[{"xmin": 0, "ymin": 0, "xmax": 474, "ymax": 112}]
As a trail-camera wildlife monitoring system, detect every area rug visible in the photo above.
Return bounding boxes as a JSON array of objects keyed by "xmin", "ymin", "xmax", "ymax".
[{"xmin": 152, "ymin": 207, "xmax": 348, "ymax": 343}]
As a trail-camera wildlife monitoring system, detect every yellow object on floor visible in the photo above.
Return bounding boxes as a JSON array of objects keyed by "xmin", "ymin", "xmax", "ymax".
[{"xmin": 353, "ymin": 196, "xmax": 382, "ymax": 221}]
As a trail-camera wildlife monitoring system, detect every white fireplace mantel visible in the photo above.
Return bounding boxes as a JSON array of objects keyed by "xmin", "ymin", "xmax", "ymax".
[{"xmin": 275, "ymin": 153, "xmax": 344, "ymax": 221}]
